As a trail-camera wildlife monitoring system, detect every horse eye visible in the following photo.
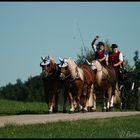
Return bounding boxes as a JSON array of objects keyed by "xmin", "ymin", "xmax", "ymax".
[
  {"xmin": 47, "ymin": 64, "xmax": 50, "ymax": 67},
  {"xmin": 64, "ymin": 67, "xmax": 68, "ymax": 70}
]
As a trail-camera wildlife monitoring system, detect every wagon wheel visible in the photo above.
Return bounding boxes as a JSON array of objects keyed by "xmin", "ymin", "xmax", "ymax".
[
  {"xmin": 135, "ymin": 87, "xmax": 140, "ymax": 111},
  {"xmin": 120, "ymin": 85, "xmax": 127, "ymax": 111}
]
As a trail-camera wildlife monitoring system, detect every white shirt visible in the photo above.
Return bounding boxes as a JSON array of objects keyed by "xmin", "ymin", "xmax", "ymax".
[{"xmin": 115, "ymin": 49, "xmax": 123, "ymax": 61}]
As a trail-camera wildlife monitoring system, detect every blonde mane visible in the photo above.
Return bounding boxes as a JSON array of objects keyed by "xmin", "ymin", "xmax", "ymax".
[
  {"xmin": 67, "ymin": 58, "xmax": 84, "ymax": 81},
  {"xmin": 94, "ymin": 60, "xmax": 109, "ymax": 86},
  {"xmin": 49, "ymin": 57, "xmax": 55, "ymax": 65}
]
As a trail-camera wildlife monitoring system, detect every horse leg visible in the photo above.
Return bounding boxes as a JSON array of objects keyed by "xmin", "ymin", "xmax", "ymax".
[
  {"xmin": 107, "ymin": 86, "xmax": 113, "ymax": 112},
  {"xmin": 109, "ymin": 95, "xmax": 114, "ymax": 111},
  {"xmin": 102, "ymin": 88, "xmax": 107, "ymax": 112},
  {"xmin": 68, "ymin": 91, "xmax": 75, "ymax": 113},
  {"xmin": 109, "ymin": 83, "xmax": 116, "ymax": 111},
  {"xmin": 85, "ymin": 87, "xmax": 94, "ymax": 112},
  {"xmin": 74, "ymin": 87, "xmax": 83, "ymax": 112},
  {"xmin": 62, "ymin": 89, "xmax": 67, "ymax": 113},
  {"xmin": 86, "ymin": 87, "xmax": 92, "ymax": 110},
  {"xmin": 48, "ymin": 94, "xmax": 55, "ymax": 113},
  {"xmin": 91, "ymin": 93, "xmax": 96, "ymax": 111},
  {"xmin": 73, "ymin": 98, "xmax": 77, "ymax": 109},
  {"xmin": 82, "ymin": 88, "xmax": 89, "ymax": 112},
  {"xmin": 102, "ymin": 96, "xmax": 107, "ymax": 112},
  {"xmin": 53, "ymin": 93, "xmax": 58, "ymax": 113},
  {"xmin": 89, "ymin": 84, "xmax": 96, "ymax": 111}
]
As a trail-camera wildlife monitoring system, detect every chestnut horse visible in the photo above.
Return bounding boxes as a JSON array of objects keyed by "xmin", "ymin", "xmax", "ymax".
[
  {"xmin": 86, "ymin": 59, "xmax": 120, "ymax": 111},
  {"xmin": 58, "ymin": 57, "xmax": 96, "ymax": 113},
  {"xmin": 40, "ymin": 56, "xmax": 67, "ymax": 113}
]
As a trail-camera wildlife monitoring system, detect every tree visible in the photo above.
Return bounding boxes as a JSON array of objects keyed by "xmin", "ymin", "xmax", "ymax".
[
  {"xmin": 133, "ymin": 50, "xmax": 140, "ymax": 72},
  {"xmin": 76, "ymin": 46, "xmax": 94, "ymax": 64}
]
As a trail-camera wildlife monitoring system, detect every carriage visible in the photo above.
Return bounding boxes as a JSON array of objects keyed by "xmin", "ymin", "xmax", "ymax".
[
  {"xmin": 40, "ymin": 56, "xmax": 140, "ymax": 113},
  {"xmin": 119, "ymin": 70, "xmax": 140, "ymax": 111}
]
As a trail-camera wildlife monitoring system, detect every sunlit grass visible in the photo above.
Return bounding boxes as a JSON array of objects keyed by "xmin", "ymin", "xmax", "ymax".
[
  {"xmin": 0, "ymin": 115, "xmax": 140, "ymax": 138},
  {"xmin": 0, "ymin": 99, "xmax": 124, "ymax": 115},
  {"xmin": 0, "ymin": 99, "xmax": 48, "ymax": 115}
]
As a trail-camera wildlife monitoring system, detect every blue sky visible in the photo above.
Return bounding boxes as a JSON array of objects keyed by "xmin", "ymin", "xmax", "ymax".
[{"xmin": 0, "ymin": 2, "xmax": 140, "ymax": 87}]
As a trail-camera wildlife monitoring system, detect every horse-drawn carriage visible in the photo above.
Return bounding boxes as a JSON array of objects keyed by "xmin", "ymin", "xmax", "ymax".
[
  {"xmin": 40, "ymin": 56, "xmax": 140, "ymax": 113},
  {"xmin": 119, "ymin": 70, "xmax": 140, "ymax": 111}
]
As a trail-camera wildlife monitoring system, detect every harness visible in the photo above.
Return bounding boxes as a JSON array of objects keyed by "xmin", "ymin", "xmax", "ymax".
[
  {"xmin": 96, "ymin": 62, "xmax": 116, "ymax": 83},
  {"xmin": 43, "ymin": 65, "xmax": 61, "ymax": 81},
  {"xmin": 64, "ymin": 66, "xmax": 81, "ymax": 82}
]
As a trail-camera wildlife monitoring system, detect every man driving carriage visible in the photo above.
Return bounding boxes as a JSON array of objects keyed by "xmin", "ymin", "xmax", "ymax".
[
  {"xmin": 108, "ymin": 44, "xmax": 123, "ymax": 69},
  {"xmin": 108, "ymin": 43, "xmax": 124, "ymax": 87}
]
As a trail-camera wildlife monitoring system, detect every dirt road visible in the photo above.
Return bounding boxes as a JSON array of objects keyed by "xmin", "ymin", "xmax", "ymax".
[{"xmin": 0, "ymin": 111, "xmax": 140, "ymax": 127}]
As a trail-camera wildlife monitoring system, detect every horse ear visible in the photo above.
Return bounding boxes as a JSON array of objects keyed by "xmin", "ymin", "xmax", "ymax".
[
  {"xmin": 86, "ymin": 59, "xmax": 91, "ymax": 65},
  {"xmin": 59, "ymin": 57, "xmax": 64, "ymax": 62},
  {"xmin": 45, "ymin": 56, "xmax": 49, "ymax": 60},
  {"xmin": 41, "ymin": 56, "xmax": 45, "ymax": 61}
]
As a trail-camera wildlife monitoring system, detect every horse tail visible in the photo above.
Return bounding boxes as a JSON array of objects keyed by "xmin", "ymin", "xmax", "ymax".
[
  {"xmin": 113, "ymin": 82, "xmax": 121, "ymax": 104},
  {"xmin": 96, "ymin": 70, "xmax": 102, "ymax": 86}
]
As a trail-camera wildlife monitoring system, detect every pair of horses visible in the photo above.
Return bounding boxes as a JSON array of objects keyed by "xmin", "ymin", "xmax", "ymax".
[{"xmin": 40, "ymin": 56, "xmax": 96, "ymax": 113}]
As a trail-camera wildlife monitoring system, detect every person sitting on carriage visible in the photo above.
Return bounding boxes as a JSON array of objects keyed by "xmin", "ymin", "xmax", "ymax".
[
  {"xmin": 108, "ymin": 44, "xmax": 124, "ymax": 87},
  {"xmin": 91, "ymin": 37, "xmax": 109, "ymax": 66}
]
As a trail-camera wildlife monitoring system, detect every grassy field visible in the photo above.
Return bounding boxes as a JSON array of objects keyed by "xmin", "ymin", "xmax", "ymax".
[
  {"xmin": 0, "ymin": 99, "xmax": 123, "ymax": 115},
  {"xmin": 0, "ymin": 99, "xmax": 49, "ymax": 115},
  {"xmin": 0, "ymin": 115, "xmax": 140, "ymax": 138}
]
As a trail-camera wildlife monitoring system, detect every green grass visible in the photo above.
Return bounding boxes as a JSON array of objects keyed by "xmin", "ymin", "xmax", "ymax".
[
  {"xmin": 0, "ymin": 115, "xmax": 140, "ymax": 138},
  {"xmin": 0, "ymin": 99, "xmax": 132, "ymax": 115},
  {"xmin": 0, "ymin": 99, "xmax": 48, "ymax": 115}
]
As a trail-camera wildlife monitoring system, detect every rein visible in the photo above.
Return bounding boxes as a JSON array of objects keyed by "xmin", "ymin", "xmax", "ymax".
[
  {"xmin": 63, "ymin": 73, "xmax": 71, "ymax": 80},
  {"xmin": 97, "ymin": 68, "xmax": 103, "ymax": 72},
  {"xmin": 43, "ymin": 67, "xmax": 60, "ymax": 80}
]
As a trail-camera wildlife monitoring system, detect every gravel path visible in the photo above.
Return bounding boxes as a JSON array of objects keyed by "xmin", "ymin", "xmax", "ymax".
[{"xmin": 0, "ymin": 111, "xmax": 140, "ymax": 127}]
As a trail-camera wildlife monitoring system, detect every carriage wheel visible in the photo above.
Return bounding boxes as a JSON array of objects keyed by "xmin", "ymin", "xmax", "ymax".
[
  {"xmin": 135, "ymin": 87, "xmax": 140, "ymax": 111},
  {"xmin": 120, "ymin": 85, "xmax": 127, "ymax": 111}
]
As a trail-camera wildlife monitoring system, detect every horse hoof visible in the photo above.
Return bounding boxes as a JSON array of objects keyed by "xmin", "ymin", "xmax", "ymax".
[
  {"xmin": 63, "ymin": 110, "xmax": 67, "ymax": 113},
  {"xmin": 109, "ymin": 107, "xmax": 113, "ymax": 112},
  {"xmin": 48, "ymin": 111, "xmax": 53, "ymax": 114},
  {"xmin": 74, "ymin": 108, "xmax": 81, "ymax": 113},
  {"xmin": 53, "ymin": 109, "xmax": 58, "ymax": 113},
  {"xmin": 74, "ymin": 110, "xmax": 79, "ymax": 113},
  {"xmin": 82, "ymin": 109, "xmax": 88, "ymax": 113},
  {"xmin": 69, "ymin": 111, "xmax": 74, "ymax": 114},
  {"xmin": 106, "ymin": 108, "xmax": 109, "ymax": 112},
  {"xmin": 102, "ymin": 109, "xmax": 106, "ymax": 112},
  {"xmin": 88, "ymin": 108, "xmax": 93, "ymax": 112},
  {"xmin": 88, "ymin": 107, "xmax": 96, "ymax": 112},
  {"xmin": 91, "ymin": 109, "xmax": 96, "ymax": 112}
]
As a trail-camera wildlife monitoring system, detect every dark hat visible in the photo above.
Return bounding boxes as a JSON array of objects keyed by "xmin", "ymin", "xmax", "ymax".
[
  {"xmin": 111, "ymin": 44, "xmax": 118, "ymax": 48},
  {"xmin": 97, "ymin": 41, "xmax": 104, "ymax": 47}
]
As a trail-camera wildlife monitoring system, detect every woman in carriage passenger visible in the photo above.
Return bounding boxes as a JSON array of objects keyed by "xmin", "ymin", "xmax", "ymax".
[{"xmin": 91, "ymin": 36, "xmax": 109, "ymax": 66}]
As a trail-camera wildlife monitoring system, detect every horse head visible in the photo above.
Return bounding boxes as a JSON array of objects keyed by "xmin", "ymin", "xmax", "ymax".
[
  {"xmin": 58, "ymin": 57, "xmax": 84, "ymax": 81},
  {"xmin": 40, "ymin": 56, "xmax": 56, "ymax": 77},
  {"xmin": 58, "ymin": 57, "xmax": 70, "ymax": 80},
  {"xmin": 86, "ymin": 59, "xmax": 97, "ymax": 71}
]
